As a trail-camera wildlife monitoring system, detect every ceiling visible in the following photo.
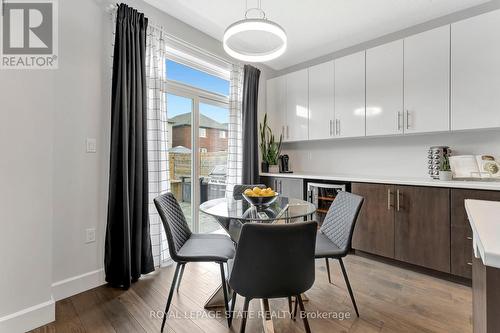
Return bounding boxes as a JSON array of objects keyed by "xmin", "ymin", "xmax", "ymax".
[{"xmin": 144, "ymin": 0, "xmax": 490, "ymax": 70}]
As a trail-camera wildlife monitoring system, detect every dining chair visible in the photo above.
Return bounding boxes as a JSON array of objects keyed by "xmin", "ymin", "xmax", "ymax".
[
  {"xmin": 314, "ymin": 191, "xmax": 364, "ymax": 317},
  {"xmin": 154, "ymin": 192, "xmax": 236, "ymax": 332},
  {"xmin": 229, "ymin": 221, "xmax": 318, "ymax": 333},
  {"xmin": 217, "ymin": 184, "xmax": 267, "ymax": 242}
]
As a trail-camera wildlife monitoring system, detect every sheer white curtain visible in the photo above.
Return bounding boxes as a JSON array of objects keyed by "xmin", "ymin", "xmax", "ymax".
[
  {"xmin": 145, "ymin": 26, "xmax": 170, "ymax": 267},
  {"xmin": 225, "ymin": 64, "xmax": 244, "ymax": 198}
]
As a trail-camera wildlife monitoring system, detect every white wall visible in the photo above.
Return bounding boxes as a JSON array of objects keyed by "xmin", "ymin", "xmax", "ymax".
[
  {"xmin": 0, "ymin": 70, "xmax": 55, "ymax": 331},
  {"xmin": 282, "ymin": 129, "xmax": 500, "ymax": 178},
  {"xmin": 0, "ymin": 0, "xmax": 275, "ymax": 331}
]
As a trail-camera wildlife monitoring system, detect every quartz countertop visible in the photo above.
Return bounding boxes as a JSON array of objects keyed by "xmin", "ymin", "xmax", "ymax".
[
  {"xmin": 259, "ymin": 172, "xmax": 500, "ymax": 191},
  {"xmin": 465, "ymin": 199, "xmax": 500, "ymax": 268}
]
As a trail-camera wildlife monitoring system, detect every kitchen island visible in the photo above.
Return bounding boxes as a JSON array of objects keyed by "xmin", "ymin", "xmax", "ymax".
[{"xmin": 465, "ymin": 199, "xmax": 500, "ymax": 333}]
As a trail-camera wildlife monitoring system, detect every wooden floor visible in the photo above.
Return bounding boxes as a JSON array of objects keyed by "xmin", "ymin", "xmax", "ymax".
[{"xmin": 30, "ymin": 254, "xmax": 472, "ymax": 333}]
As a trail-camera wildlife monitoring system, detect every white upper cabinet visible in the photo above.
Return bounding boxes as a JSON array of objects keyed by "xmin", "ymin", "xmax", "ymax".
[
  {"xmin": 309, "ymin": 61, "xmax": 335, "ymax": 140},
  {"xmin": 451, "ymin": 9, "xmax": 500, "ymax": 131},
  {"xmin": 266, "ymin": 76, "xmax": 286, "ymax": 139},
  {"xmin": 285, "ymin": 69, "xmax": 309, "ymax": 141},
  {"xmin": 404, "ymin": 26, "xmax": 450, "ymax": 134},
  {"xmin": 366, "ymin": 40, "xmax": 404, "ymax": 136},
  {"xmin": 334, "ymin": 51, "xmax": 366, "ymax": 138}
]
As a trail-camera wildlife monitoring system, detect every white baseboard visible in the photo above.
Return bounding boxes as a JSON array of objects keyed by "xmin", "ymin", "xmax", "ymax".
[
  {"xmin": 0, "ymin": 297, "xmax": 55, "ymax": 333},
  {"xmin": 52, "ymin": 268, "xmax": 106, "ymax": 301}
]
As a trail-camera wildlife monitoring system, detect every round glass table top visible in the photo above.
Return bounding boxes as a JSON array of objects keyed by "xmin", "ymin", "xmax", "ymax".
[{"xmin": 199, "ymin": 196, "xmax": 316, "ymax": 222}]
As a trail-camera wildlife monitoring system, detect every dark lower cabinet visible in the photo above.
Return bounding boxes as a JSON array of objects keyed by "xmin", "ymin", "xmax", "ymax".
[
  {"xmin": 451, "ymin": 189, "xmax": 500, "ymax": 279},
  {"xmin": 394, "ymin": 186, "xmax": 450, "ymax": 273},
  {"xmin": 260, "ymin": 176, "xmax": 304, "ymax": 199},
  {"xmin": 352, "ymin": 183, "xmax": 451, "ymax": 274},
  {"xmin": 352, "ymin": 183, "xmax": 395, "ymax": 258}
]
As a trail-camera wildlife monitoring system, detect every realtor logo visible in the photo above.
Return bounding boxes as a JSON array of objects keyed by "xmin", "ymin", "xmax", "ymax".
[{"xmin": 1, "ymin": 0, "xmax": 58, "ymax": 69}]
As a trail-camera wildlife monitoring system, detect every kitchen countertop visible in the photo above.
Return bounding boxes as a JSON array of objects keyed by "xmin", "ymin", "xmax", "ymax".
[
  {"xmin": 259, "ymin": 171, "xmax": 500, "ymax": 191},
  {"xmin": 465, "ymin": 199, "xmax": 500, "ymax": 268}
]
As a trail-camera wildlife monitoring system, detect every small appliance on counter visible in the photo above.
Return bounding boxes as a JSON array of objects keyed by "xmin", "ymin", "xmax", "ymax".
[
  {"xmin": 428, "ymin": 146, "xmax": 451, "ymax": 179},
  {"xmin": 278, "ymin": 154, "xmax": 293, "ymax": 173}
]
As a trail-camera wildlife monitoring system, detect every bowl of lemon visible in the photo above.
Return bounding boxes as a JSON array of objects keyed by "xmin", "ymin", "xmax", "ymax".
[{"xmin": 242, "ymin": 187, "xmax": 279, "ymax": 207}]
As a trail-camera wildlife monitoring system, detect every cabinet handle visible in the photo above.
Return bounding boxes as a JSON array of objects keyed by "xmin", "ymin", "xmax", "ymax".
[
  {"xmin": 282, "ymin": 126, "xmax": 285, "ymax": 137},
  {"xmin": 467, "ymin": 262, "xmax": 473, "ymax": 266},
  {"xmin": 467, "ymin": 236, "xmax": 473, "ymax": 240},
  {"xmin": 286, "ymin": 126, "xmax": 289, "ymax": 139},
  {"xmin": 329, "ymin": 120, "xmax": 333, "ymax": 136},
  {"xmin": 406, "ymin": 110, "xmax": 410, "ymax": 130},
  {"xmin": 387, "ymin": 189, "xmax": 392, "ymax": 210},
  {"xmin": 397, "ymin": 112, "xmax": 401, "ymax": 131},
  {"xmin": 396, "ymin": 189, "xmax": 401, "ymax": 211}
]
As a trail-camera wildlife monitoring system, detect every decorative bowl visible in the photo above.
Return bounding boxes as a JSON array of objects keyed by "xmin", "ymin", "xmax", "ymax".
[{"xmin": 242, "ymin": 193, "xmax": 279, "ymax": 207}]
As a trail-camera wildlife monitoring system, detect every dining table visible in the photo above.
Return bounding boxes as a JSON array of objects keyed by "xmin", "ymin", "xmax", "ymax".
[{"xmin": 199, "ymin": 195, "xmax": 316, "ymax": 333}]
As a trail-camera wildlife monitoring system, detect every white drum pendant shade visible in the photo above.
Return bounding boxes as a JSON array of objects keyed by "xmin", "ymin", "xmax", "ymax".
[{"xmin": 223, "ymin": 9, "xmax": 287, "ymax": 62}]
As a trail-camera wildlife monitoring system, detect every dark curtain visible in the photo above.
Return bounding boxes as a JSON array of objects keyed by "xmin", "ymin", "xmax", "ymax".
[
  {"xmin": 105, "ymin": 3, "xmax": 154, "ymax": 289},
  {"xmin": 242, "ymin": 65, "xmax": 261, "ymax": 184}
]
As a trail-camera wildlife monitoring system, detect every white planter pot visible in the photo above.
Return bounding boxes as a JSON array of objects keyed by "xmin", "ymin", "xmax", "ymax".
[
  {"xmin": 268, "ymin": 164, "xmax": 279, "ymax": 173},
  {"xmin": 439, "ymin": 171, "xmax": 453, "ymax": 181}
]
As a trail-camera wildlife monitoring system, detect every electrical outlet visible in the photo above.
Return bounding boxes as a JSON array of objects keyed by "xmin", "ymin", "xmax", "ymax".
[
  {"xmin": 86, "ymin": 228, "xmax": 96, "ymax": 243},
  {"xmin": 86, "ymin": 138, "xmax": 97, "ymax": 153}
]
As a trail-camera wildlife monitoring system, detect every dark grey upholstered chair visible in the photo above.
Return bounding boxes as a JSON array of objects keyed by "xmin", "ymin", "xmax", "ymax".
[
  {"xmin": 216, "ymin": 184, "xmax": 266, "ymax": 242},
  {"xmin": 315, "ymin": 191, "xmax": 364, "ymax": 317},
  {"xmin": 154, "ymin": 193, "xmax": 236, "ymax": 332},
  {"xmin": 229, "ymin": 221, "xmax": 318, "ymax": 333}
]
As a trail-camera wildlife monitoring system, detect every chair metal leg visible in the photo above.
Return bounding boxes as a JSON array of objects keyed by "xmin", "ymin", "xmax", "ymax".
[
  {"xmin": 339, "ymin": 258, "xmax": 359, "ymax": 317},
  {"xmin": 161, "ymin": 263, "xmax": 181, "ymax": 332},
  {"xmin": 297, "ymin": 294, "xmax": 311, "ymax": 333},
  {"xmin": 176, "ymin": 263, "xmax": 186, "ymax": 292},
  {"xmin": 325, "ymin": 258, "xmax": 332, "ymax": 284},
  {"xmin": 287, "ymin": 296, "xmax": 293, "ymax": 314},
  {"xmin": 229, "ymin": 291, "xmax": 237, "ymax": 327},
  {"xmin": 293, "ymin": 295, "xmax": 298, "ymax": 320},
  {"xmin": 240, "ymin": 298, "xmax": 250, "ymax": 333},
  {"xmin": 219, "ymin": 263, "xmax": 230, "ymax": 326}
]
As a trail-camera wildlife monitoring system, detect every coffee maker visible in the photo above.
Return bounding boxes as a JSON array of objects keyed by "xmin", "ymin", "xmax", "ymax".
[{"xmin": 278, "ymin": 155, "xmax": 293, "ymax": 173}]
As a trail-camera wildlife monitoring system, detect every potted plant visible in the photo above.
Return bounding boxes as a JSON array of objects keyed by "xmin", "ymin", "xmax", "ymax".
[
  {"xmin": 259, "ymin": 113, "xmax": 283, "ymax": 173},
  {"xmin": 439, "ymin": 155, "xmax": 453, "ymax": 181}
]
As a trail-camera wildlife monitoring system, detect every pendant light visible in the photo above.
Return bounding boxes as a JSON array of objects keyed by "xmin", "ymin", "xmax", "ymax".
[{"xmin": 223, "ymin": 0, "xmax": 287, "ymax": 62}]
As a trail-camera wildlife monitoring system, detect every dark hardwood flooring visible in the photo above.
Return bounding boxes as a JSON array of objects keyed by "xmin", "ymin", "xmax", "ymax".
[{"xmin": 29, "ymin": 254, "xmax": 472, "ymax": 333}]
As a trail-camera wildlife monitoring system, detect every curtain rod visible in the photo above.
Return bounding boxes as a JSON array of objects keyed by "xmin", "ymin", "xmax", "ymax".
[{"xmin": 107, "ymin": 3, "xmax": 233, "ymax": 67}]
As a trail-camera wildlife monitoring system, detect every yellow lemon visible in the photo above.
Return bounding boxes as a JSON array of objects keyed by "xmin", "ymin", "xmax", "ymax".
[{"xmin": 244, "ymin": 189, "xmax": 253, "ymax": 196}]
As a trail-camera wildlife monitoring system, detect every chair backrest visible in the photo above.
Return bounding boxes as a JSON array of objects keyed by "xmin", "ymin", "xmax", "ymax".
[
  {"xmin": 232, "ymin": 184, "xmax": 266, "ymax": 199},
  {"xmin": 320, "ymin": 191, "xmax": 364, "ymax": 254},
  {"xmin": 153, "ymin": 192, "xmax": 192, "ymax": 262},
  {"xmin": 229, "ymin": 221, "xmax": 317, "ymax": 299}
]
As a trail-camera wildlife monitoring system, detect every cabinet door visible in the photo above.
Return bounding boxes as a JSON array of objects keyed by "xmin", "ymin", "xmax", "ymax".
[
  {"xmin": 285, "ymin": 69, "xmax": 309, "ymax": 141},
  {"xmin": 451, "ymin": 189, "xmax": 500, "ymax": 279},
  {"xmin": 309, "ymin": 61, "xmax": 334, "ymax": 140},
  {"xmin": 451, "ymin": 10, "xmax": 500, "ymax": 130},
  {"xmin": 334, "ymin": 51, "xmax": 366, "ymax": 138},
  {"xmin": 266, "ymin": 76, "xmax": 286, "ymax": 139},
  {"xmin": 404, "ymin": 26, "xmax": 450, "ymax": 134},
  {"xmin": 395, "ymin": 186, "xmax": 450, "ymax": 273},
  {"xmin": 278, "ymin": 178, "xmax": 304, "ymax": 200},
  {"xmin": 366, "ymin": 40, "xmax": 404, "ymax": 136},
  {"xmin": 351, "ymin": 183, "xmax": 395, "ymax": 258}
]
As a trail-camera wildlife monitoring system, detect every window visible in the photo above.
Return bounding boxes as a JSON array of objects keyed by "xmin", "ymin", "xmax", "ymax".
[{"xmin": 165, "ymin": 57, "xmax": 231, "ymax": 234}]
